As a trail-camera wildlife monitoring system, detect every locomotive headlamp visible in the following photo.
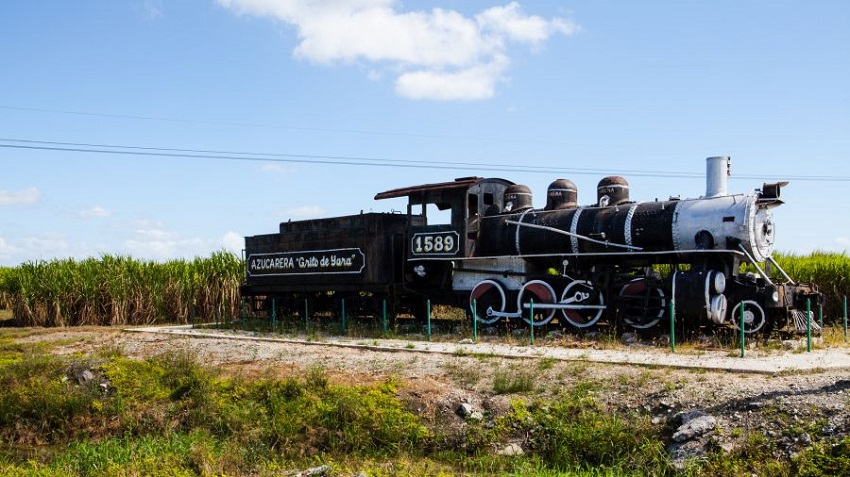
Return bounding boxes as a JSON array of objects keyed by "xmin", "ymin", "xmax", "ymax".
[
  {"xmin": 758, "ymin": 181, "xmax": 788, "ymax": 207},
  {"xmin": 765, "ymin": 285, "xmax": 781, "ymax": 305}
]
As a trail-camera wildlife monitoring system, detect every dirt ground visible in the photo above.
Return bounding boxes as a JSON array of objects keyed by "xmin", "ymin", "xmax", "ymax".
[{"xmin": 20, "ymin": 326, "xmax": 850, "ymax": 466}]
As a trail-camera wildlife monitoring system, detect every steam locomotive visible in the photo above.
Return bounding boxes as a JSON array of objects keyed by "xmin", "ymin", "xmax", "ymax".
[{"xmin": 241, "ymin": 157, "xmax": 821, "ymax": 335}]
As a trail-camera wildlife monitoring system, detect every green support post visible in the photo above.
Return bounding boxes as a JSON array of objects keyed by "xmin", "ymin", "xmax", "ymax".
[
  {"xmin": 844, "ymin": 295, "xmax": 848, "ymax": 342},
  {"xmin": 304, "ymin": 299, "xmax": 309, "ymax": 333},
  {"xmin": 426, "ymin": 299, "xmax": 432, "ymax": 341},
  {"xmin": 382, "ymin": 299, "xmax": 388, "ymax": 336},
  {"xmin": 807, "ymin": 298, "xmax": 812, "ymax": 353},
  {"xmin": 271, "ymin": 298, "xmax": 277, "ymax": 331},
  {"xmin": 819, "ymin": 304, "xmax": 824, "ymax": 329},
  {"xmin": 341, "ymin": 299, "xmax": 346, "ymax": 335},
  {"xmin": 241, "ymin": 297, "xmax": 246, "ymax": 323},
  {"xmin": 472, "ymin": 300, "xmax": 477, "ymax": 343},
  {"xmin": 669, "ymin": 299, "xmax": 676, "ymax": 353},
  {"xmin": 529, "ymin": 299, "xmax": 534, "ymax": 346},
  {"xmin": 740, "ymin": 301, "xmax": 745, "ymax": 358}
]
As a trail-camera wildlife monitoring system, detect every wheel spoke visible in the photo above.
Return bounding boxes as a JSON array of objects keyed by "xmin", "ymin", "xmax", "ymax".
[
  {"xmin": 470, "ymin": 280, "xmax": 505, "ymax": 325},
  {"xmin": 560, "ymin": 280, "xmax": 605, "ymax": 328},
  {"xmin": 619, "ymin": 279, "xmax": 666, "ymax": 330},
  {"xmin": 518, "ymin": 280, "xmax": 557, "ymax": 326},
  {"xmin": 731, "ymin": 300, "xmax": 766, "ymax": 334}
]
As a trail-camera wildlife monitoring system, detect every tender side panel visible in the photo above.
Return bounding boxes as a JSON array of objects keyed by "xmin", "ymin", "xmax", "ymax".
[{"xmin": 242, "ymin": 213, "xmax": 415, "ymax": 295}]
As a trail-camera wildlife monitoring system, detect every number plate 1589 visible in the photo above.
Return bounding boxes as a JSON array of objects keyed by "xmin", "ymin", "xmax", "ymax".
[{"xmin": 411, "ymin": 231, "xmax": 460, "ymax": 256}]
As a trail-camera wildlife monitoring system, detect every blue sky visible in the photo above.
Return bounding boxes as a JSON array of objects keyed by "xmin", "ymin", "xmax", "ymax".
[{"xmin": 1, "ymin": 0, "xmax": 848, "ymax": 266}]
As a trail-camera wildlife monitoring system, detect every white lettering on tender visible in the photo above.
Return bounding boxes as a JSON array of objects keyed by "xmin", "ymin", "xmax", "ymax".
[
  {"xmin": 251, "ymin": 253, "xmax": 359, "ymax": 272},
  {"xmin": 251, "ymin": 257, "xmax": 296, "ymax": 271}
]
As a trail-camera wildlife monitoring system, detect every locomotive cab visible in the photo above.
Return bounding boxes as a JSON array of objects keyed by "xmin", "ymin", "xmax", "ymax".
[{"xmin": 375, "ymin": 177, "xmax": 515, "ymax": 301}]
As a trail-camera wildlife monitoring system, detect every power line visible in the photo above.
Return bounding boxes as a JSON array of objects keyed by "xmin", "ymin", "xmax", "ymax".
[
  {"xmin": 1, "ymin": 137, "xmax": 848, "ymax": 182},
  {"xmin": 0, "ymin": 138, "xmax": 706, "ymax": 178},
  {"xmin": 0, "ymin": 105, "xmax": 512, "ymax": 143}
]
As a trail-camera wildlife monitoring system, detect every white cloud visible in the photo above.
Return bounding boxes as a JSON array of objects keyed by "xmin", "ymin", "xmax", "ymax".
[
  {"xmin": 221, "ymin": 231, "xmax": 244, "ymax": 254},
  {"xmin": 129, "ymin": 218, "xmax": 166, "ymax": 230},
  {"xmin": 123, "ymin": 239, "xmax": 181, "ymax": 260},
  {"xmin": 282, "ymin": 205, "xmax": 325, "ymax": 218},
  {"xmin": 0, "ymin": 187, "xmax": 40, "ymax": 206},
  {"xmin": 0, "ymin": 234, "xmax": 72, "ymax": 265},
  {"xmin": 396, "ymin": 55, "xmax": 508, "ymax": 101},
  {"xmin": 834, "ymin": 237, "xmax": 850, "ymax": 250},
  {"xmin": 0, "ymin": 236, "xmax": 16, "ymax": 259},
  {"xmin": 134, "ymin": 228, "xmax": 178, "ymax": 241},
  {"xmin": 217, "ymin": 0, "xmax": 576, "ymax": 101},
  {"xmin": 123, "ymin": 222, "xmax": 191, "ymax": 260},
  {"xmin": 476, "ymin": 3, "xmax": 576, "ymax": 45},
  {"xmin": 262, "ymin": 163, "xmax": 290, "ymax": 174},
  {"xmin": 138, "ymin": 0, "xmax": 164, "ymax": 20},
  {"xmin": 20, "ymin": 234, "xmax": 70, "ymax": 255},
  {"xmin": 121, "ymin": 223, "xmax": 242, "ymax": 261},
  {"xmin": 80, "ymin": 206, "xmax": 112, "ymax": 219},
  {"xmin": 123, "ymin": 233, "xmax": 207, "ymax": 261}
]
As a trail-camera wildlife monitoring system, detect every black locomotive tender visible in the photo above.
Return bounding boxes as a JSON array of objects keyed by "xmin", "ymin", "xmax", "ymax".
[{"xmin": 242, "ymin": 157, "xmax": 821, "ymax": 335}]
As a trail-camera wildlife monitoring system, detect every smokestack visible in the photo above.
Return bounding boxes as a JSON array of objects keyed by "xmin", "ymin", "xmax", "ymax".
[{"xmin": 705, "ymin": 156, "xmax": 731, "ymax": 197}]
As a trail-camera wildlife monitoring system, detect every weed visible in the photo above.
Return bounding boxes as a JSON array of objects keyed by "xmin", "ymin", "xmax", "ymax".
[
  {"xmin": 442, "ymin": 360, "xmax": 484, "ymax": 388},
  {"xmin": 537, "ymin": 356, "xmax": 557, "ymax": 371},
  {"xmin": 560, "ymin": 361, "xmax": 590, "ymax": 378},
  {"xmin": 493, "ymin": 365, "xmax": 537, "ymax": 394},
  {"xmin": 790, "ymin": 436, "xmax": 850, "ymax": 476}
]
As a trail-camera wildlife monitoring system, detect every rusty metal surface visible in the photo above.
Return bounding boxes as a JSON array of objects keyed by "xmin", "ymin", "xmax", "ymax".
[
  {"xmin": 243, "ymin": 212, "xmax": 416, "ymax": 295},
  {"xmin": 374, "ymin": 176, "xmax": 483, "ymax": 200},
  {"xmin": 596, "ymin": 176, "xmax": 630, "ymax": 206},
  {"xmin": 545, "ymin": 179, "xmax": 578, "ymax": 210}
]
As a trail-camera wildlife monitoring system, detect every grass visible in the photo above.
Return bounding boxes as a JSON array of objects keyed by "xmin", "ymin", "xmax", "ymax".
[
  {"xmin": 0, "ymin": 252, "xmax": 243, "ymax": 327},
  {"xmin": 2, "ymin": 329, "xmax": 850, "ymax": 475},
  {"xmin": 442, "ymin": 359, "xmax": 485, "ymax": 388},
  {"xmin": 492, "ymin": 364, "xmax": 538, "ymax": 394},
  {"xmin": 537, "ymin": 356, "xmax": 557, "ymax": 371},
  {"xmin": 0, "ymin": 342, "xmax": 430, "ymax": 475}
]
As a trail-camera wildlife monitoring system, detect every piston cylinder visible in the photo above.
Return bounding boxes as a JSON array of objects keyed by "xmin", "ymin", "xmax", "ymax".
[{"xmin": 673, "ymin": 270, "xmax": 727, "ymax": 323}]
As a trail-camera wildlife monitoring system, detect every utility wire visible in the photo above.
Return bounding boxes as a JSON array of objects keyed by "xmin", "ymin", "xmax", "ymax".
[
  {"xmin": 0, "ymin": 138, "xmax": 706, "ymax": 178},
  {"xmin": 2, "ymin": 137, "xmax": 848, "ymax": 182},
  {"xmin": 0, "ymin": 105, "xmax": 520, "ymax": 144}
]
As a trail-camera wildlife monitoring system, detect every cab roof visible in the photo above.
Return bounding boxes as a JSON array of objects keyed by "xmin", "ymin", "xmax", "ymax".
[{"xmin": 374, "ymin": 176, "xmax": 484, "ymax": 202}]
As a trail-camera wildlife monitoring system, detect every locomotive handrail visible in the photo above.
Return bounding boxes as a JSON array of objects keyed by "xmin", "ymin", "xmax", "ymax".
[
  {"xmin": 736, "ymin": 243, "xmax": 775, "ymax": 286},
  {"xmin": 408, "ymin": 249, "xmax": 747, "ymax": 261},
  {"xmin": 505, "ymin": 220, "xmax": 644, "ymax": 251},
  {"xmin": 767, "ymin": 255, "xmax": 796, "ymax": 285}
]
